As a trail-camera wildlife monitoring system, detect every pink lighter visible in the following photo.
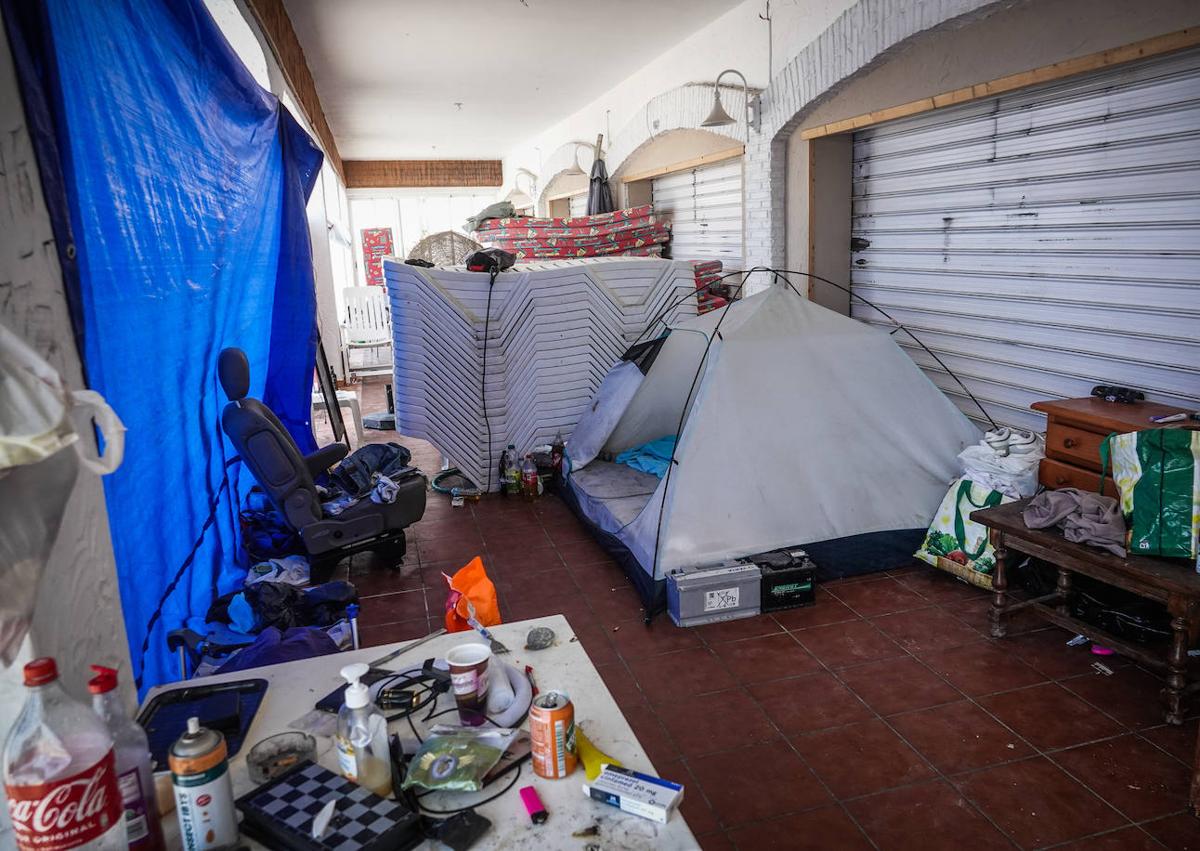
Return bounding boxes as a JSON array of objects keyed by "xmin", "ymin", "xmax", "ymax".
[{"xmin": 519, "ymin": 785, "xmax": 548, "ymax": 824}]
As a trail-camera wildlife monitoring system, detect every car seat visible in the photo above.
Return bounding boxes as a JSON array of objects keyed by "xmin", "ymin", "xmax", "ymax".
[{"xmin": 217, "ymin": 347, "xmax": 425, "ymax": 572}]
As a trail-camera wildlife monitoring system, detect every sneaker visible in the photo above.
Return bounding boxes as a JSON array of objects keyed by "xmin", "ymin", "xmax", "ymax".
[
  {"xmin": 984, "ymin": 427, "xmax": 1011, "ymax": 456},
  {"xmin": 1006, "ymin": 430, "xmax": 1040, "ymax": 456}
]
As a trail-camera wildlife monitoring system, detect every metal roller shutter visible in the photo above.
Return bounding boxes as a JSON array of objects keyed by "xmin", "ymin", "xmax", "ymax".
[
  {"xmin": 850, "ymin": 49, "xmax": 1200, "ymax": 433},
  {"xmin": 653, "ymin": 157, "xmax": 743, "ymax": 269},
  {"xmin": 568, "ymin": 192, "xmax": 587, "ymax": 218}
]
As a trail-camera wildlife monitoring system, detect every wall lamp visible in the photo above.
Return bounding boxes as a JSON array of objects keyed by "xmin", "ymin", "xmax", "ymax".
[{"xmin": 702, "ymin": 69, "xmax": 760, "ymax": 138}]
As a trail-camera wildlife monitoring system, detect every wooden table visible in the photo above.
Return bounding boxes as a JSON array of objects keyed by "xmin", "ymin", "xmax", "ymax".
[
  {"xmin": 145, "ymin": 615, "xmax": 698, "ymax": 850},
  {"xmin": 970, "ymin": 499, "xmax": 1200, "ymax": 726}
]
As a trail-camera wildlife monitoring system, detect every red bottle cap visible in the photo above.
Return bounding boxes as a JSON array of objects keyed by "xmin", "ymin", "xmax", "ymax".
[
  {"xmin": 24, "ymin": 657, "xmax": 58, "ymax": 687},
  {"xmin": 87, "ymin": 665, "xmax": 118, "ymax": 694}
]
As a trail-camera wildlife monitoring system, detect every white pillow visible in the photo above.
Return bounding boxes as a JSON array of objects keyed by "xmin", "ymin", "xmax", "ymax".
[{"xmin": 566, "ymin": 361, "xmax": 644, "ymax": 469}]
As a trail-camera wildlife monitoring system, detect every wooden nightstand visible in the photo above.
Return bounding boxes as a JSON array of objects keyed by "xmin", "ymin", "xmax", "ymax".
[{"xmin": 1031, "ymin": 397, "xmax": 1190, "ymax": 494}]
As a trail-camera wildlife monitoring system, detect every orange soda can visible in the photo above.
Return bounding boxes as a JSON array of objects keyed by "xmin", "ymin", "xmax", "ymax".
[{"xmin": 529, "ymin": 690, "xmax": 576, "ymax": 779}]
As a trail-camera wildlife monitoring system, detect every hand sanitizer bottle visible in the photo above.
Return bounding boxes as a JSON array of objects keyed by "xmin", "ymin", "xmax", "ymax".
[{"xmin": 335, "ymin": 663, "xmax": 392, "ymax": 797}]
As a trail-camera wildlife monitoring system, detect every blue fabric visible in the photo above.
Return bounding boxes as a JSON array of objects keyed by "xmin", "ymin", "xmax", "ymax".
[
  {"xmin": 38, "ymin": 0, "xmax": 323, "ymax": 693},
  {"xmin": 615, "ymin": 436, "xmax": 678, "ymax": 478},
  {"xmin": 214, "ymin": 627, "xmax": 339, "ymax": 675}
]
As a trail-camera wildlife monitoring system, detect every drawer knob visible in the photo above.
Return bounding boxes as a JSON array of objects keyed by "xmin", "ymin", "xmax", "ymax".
[
  {"xmin": 1055, "ymin": 476, "xmax": 1068, "ymax": 485},
  {"xmin": 1063, "ymin": 437, "xmax": 1078, "ymax": 449}
]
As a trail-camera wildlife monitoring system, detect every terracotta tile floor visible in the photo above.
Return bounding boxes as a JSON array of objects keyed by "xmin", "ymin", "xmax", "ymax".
[{"xmin": 313, "ymin": 381, "xmax": 1200, "ymax": 849}]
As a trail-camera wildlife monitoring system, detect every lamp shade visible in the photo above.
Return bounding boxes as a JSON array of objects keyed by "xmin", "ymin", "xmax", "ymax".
[{"xmin": 701, "ymin": 89, "xmax": 736, "ymax": 127}]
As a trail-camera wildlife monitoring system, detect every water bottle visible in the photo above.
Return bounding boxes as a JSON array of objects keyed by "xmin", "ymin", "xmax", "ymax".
[{"xmin": 521, "ymin": 454, "xmax": 540, "ymax": 502}]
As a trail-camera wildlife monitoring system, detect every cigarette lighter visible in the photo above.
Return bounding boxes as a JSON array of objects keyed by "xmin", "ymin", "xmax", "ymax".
[{"xmin": 519, "ymin": 785, "xmax": 548, "ymax": 824}]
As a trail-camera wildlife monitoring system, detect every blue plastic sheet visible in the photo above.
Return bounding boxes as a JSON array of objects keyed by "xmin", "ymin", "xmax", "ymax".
[{"xmin": 32, "ymin": 0, "xmax": 322, "ymax": 692}]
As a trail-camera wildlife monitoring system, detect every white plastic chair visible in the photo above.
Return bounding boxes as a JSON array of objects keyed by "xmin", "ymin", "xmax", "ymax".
[
  {"xmin": 312, "ymin": 388, "xmax": 364, "ymax": 444},
  {"xmin": 341, "ymin": 286, "xmax": 392, "ymax": 380}
]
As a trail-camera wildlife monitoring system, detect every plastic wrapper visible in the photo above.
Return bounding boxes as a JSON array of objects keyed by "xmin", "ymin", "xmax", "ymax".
[{"xmin": 401, "ymin": 732, "xmax": 505, "ymax": 793}]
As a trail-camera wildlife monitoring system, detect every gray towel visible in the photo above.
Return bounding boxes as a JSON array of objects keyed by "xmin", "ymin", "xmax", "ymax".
[{"xmin": 1022, "ymin": 488, "xmax": 1127, "ymax": 557}]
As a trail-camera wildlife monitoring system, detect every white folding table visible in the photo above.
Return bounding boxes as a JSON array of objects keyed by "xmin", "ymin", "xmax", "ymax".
[{"xmin": 147, "ymin": 614, "xmax": 698, "ymax": 850}]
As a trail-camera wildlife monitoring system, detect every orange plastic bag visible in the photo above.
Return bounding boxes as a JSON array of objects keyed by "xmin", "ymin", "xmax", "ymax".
[{"xmin": 442, "ymin": 556, "xmax": 502, "ymax": 633}]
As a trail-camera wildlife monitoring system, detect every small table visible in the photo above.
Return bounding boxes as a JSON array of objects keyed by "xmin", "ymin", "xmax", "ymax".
[
  {"xmin": 970, "ymin": 499, "xmax": 1200, "ymax": 726},
  {"xmin": 146, "ymin": 615, "xmax": 697, "ymax": 850}
]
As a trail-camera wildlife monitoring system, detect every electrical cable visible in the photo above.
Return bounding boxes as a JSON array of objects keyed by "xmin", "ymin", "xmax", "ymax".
[
  {"xmin": 416, "ymin": 763, "xmax": 524, "ymax": 816},
  {"xmin": 480, "ymin": 266, "xmax": 500, "ymax": 493}
]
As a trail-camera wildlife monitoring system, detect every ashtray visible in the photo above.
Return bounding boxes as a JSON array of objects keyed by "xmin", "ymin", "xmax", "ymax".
[{"xmin": 247, "ymin": 731, "xmax": 317, "ymax": 785}]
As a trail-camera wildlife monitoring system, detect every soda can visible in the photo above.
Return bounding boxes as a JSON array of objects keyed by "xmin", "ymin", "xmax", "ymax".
[
  {"xmin": 529, "ymin": 690, "xmax": 576, "ymax": 779},
  {"xmin": 169, "ymin": 717, "xmax": 238, "ymax": 850}
]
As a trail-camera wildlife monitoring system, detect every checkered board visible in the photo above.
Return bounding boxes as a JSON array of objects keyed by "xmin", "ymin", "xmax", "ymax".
[{"xmin": 236, "ymin": 761, "xmax": 422, "ymax": 851}]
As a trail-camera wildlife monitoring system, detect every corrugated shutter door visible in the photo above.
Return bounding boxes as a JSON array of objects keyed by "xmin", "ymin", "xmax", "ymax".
[
  {"xmin": 850, "ymin": 49, "xmax": 1200, "ymax": 433},
  {"xmin": 653, "ymin": 158, "xmax": 743, "ymax": 268},
  {"xmin": 568, "ymin": 193, "xmax": 587, "ymax": 218}
]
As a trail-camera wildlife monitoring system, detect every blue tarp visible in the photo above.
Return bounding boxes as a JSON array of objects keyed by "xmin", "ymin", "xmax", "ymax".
[{"xmin": 21, "ymin": 0, "xmax": 322, "ymax": 692}]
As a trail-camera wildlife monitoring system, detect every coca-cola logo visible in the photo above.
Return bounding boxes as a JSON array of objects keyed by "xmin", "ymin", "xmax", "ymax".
[{"xmin": 6, "ymin": 749, "xmax": 123, "ymax": 851}]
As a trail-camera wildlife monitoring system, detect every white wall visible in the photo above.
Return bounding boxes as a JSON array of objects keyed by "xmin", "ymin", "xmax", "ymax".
[
  {"xmin": 501, "ymin": 0, "xmax": 855, "ymax": 198},
  {"xmin": 0, "ymin": 10, "xmax": 133, "ymax": 840}
]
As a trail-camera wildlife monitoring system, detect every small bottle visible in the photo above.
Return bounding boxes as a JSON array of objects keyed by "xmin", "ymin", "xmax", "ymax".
[
  {"xmin": 551, "ymin": 431, "xmax": 565, "ymax": 477},
  {"xmin": 498, "ymin": 448, "xmax": 509, "ymax": 498},
  {"xmin": 89, "ymin": 666, "xmax": 165, "ymax": 851},
  {"xmin": 335, "ymin": 663, "xmax": 392, "ymax": 797},
  {"xmin": 505, "ymin": 445, "xmax": 521, "ymax": 495},
  {"xmin": 522, "ymin": 454, "xmax": 539, "ymax": 502}
]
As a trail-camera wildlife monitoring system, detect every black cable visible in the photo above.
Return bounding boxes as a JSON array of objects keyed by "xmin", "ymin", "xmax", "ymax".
[
  {"xmin": 480, "ymin": 266, "xmax": 499, "ymax": 493},
  {"xmin": 629, "ymin": 268, "xmax": 751, "ymax": 349}
]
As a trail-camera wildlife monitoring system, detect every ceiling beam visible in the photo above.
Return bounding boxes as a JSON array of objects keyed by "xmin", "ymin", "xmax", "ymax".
[
  {"xmin": 243, "ymin": 0, "xmax": 344, "ymax": 179},
  {"xmin": 344, "ymin": 160, "xmax": 504, "ymax": 189}
]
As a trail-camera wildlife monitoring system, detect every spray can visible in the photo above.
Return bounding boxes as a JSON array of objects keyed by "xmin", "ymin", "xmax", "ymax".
[
  {"xmin": 529, "ymin": 690, "xmax": 577, "ymax": 779},
  {"xmin": 169, "ymin": 717, "xmax": 238, "ymax": 850}
]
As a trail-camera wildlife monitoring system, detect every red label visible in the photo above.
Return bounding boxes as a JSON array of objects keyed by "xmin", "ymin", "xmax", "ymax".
[{"xmin": 5, "ymin": 749, "xmax": 122, "ymax": 850}]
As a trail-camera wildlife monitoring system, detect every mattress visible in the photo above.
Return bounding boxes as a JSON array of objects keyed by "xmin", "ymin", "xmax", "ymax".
[
  {"xmin": 383, "ymin": 256, "xmax": 698, "ymax": 489},
  {"xmin": 566, "ymin": 460, "xmax": 661, "ymax": 538}
]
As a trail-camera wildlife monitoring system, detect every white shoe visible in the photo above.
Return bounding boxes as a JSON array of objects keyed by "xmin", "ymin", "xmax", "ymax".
[
  {"xmin": 984, "ymin": 428, "xmax": 1011, "ymax": 457},
  {"xmin": 1006, "ymin": 430, "xmax": 1040, "ymax": 456}
]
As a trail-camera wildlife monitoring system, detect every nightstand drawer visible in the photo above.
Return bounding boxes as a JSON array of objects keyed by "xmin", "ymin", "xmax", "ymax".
[
  {"xmin": 1039, "ymin": 458, "xmax": 1116, "ymax": 495},
  {"xmin": 1044, "ymin": 422, "xmax": 1109, "ymax": 471}
]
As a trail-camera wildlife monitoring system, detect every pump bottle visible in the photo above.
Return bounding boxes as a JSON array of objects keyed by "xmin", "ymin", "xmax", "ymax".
[{"xmin": 335, "ymin": 663, "xmax": 392, "ymax": 797}]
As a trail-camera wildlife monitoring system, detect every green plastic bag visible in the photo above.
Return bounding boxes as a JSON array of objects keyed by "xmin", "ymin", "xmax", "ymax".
[
  {"xmin": 915, "ymin": 478, "xmax": 1010, "ymax": 589},
  {"xmin": 1102, "ymin": 429, "xmax": 1200, "ymax": 560}
]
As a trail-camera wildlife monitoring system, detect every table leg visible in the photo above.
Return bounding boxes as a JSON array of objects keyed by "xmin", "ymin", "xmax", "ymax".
[
  {"xmin": 1056, "ymin": 568, "xmax": 1073, "ymax": 618},
  {"xmin": 990, "ymin": 530, "xmax": 1009, "ymax": 640},
  {"xmin": 1192, "ymin": 715, "xmax": 1200, "ymax": 815},
  {"xmin": 1166, "ymin": 595, "xmax": 1193, "ymax": 726}
]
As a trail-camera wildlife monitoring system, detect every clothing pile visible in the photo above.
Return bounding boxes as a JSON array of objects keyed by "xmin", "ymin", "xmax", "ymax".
[
  {"xmin": 321, "ymin": 442, "xmax": 420, "ymax": 516},
  {"xmin": 472, "ymin": 205, "xmax": 670, "ymax": 259},
  {"xmin": 1022, "ymin": 488, "xmax": 1127, "ymax": 557}
]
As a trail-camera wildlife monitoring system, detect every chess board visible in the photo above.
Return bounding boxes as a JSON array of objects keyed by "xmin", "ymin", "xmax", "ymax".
[{"xmin": 236, "ymin": 761, "xmax": 422, "ymax": 851}]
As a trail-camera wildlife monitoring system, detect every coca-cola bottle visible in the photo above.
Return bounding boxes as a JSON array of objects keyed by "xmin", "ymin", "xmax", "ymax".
[{"xmin": 3, "ymin": 657, "xmax": 126, "ymax": 850}]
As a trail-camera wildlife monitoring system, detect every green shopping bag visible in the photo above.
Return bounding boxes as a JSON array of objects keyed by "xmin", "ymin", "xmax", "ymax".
[
  {"xmin": 915, "ymin": 478, "xmax": 1009, "ymax": 589},
  {"xmin": 1102, "ymin": 429, "xmax": 1200, "ymax": 560}
]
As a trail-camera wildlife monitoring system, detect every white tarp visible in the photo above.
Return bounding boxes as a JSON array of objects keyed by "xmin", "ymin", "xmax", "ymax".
[{"xmin": 567, "ymin": 282, "xmax": 981, "ymax": 579}]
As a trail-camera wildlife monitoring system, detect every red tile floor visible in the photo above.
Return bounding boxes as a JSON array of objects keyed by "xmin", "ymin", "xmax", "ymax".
[{"xmin": 314, "ymin": 382, "xmax": 1200, "ymax": 850}]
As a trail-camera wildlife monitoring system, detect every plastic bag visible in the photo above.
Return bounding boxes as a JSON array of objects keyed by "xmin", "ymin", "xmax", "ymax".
[
  {"xmin": 957, "ymin": 437, "xmax": 1043, "ymax": 500},
  {"xmin": 401, "ymin": 733, "xmax": 504, "ymax": 792},
  {"xmin": 443, "ymin": 557, "xmax": 502, "ymax": 634},
  {"xmin": 915, "ymin": 478, "xmax": 1013, "ymax": 590},
  {"xmin": 0, "ymin": 321, "xmax": 125, "ymax": 664},
  {"xmin": 1103, "ymin": 429, "xmax": 1200, "ymax": 559}
]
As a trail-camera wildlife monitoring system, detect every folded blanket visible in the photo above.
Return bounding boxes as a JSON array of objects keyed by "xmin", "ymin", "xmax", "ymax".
[
  {"xmin": 615, "ymin": 435, "xmax": 677, "ymax": 478},
  {"xmin": 1022, "ymin": 488, "xmax": 1127, "ymax": 557}
]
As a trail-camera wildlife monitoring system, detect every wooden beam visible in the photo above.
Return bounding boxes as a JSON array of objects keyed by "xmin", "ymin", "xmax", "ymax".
[
  {"xmin": 800, "ymin": 28, "xmax": 1200, "ymax": 140},
  {"xmin": 243, "ymin": 0, "xmax": 344, "ymax": 178},
  {"xmin": 620, "ymin": 145, "xmax": 745, "ymax": 184},
  {"xmin": 343, "ymin": 160, "xmax": 504, "ymax": 189}
]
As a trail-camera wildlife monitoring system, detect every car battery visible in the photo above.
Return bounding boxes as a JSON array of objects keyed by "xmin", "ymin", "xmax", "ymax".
[
  {"xmin": 742, "ymin": 547, "xmax": 817, "ymax": 612},
  {"xmin": 667, "ymin": 561, "xmax": 761, "ymax": 627}
]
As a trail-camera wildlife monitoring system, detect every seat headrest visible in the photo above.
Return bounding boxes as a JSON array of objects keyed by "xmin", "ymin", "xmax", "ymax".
[{"xmin": 218, "ymin": 348, "xmax": 250, "ymax": 401}]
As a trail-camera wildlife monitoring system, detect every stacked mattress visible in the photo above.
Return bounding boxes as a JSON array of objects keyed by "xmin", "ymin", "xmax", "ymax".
[
  {"xmin": 383, "ymin": 256, "xmax": 698, "ymax": 490},
  {"xmin": 474, "ymin": 206, "xmax": 669, "ymax": 260},
  {"xmin": 692, "ymin": 260, "xmax": 727, "ymax": 314}
]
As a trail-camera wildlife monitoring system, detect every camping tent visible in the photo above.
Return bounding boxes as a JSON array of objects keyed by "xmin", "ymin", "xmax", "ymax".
[{"xmin": 562, "ymin": 281, "xmax": 981, "ymax": 613}]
